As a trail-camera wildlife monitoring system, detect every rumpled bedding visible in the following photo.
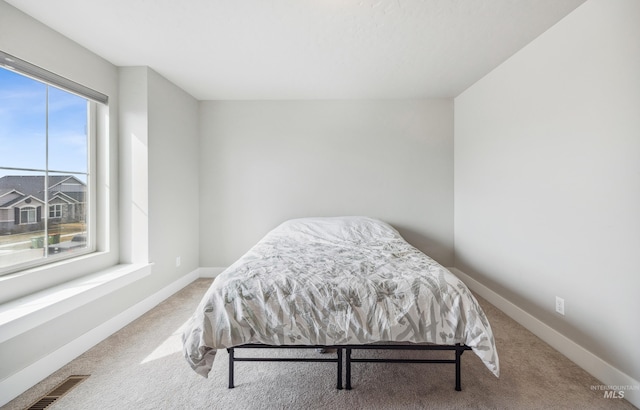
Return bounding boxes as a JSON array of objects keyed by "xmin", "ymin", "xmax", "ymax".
[{"xmin": 182, "ymin": 216, "xmax": 499, "ymax": 378}]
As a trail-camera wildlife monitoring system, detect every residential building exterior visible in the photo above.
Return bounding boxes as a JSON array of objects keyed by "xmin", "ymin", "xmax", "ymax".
[{"xmin": 0, "ymin": 175, "xmax": 86, "ymax": 234}]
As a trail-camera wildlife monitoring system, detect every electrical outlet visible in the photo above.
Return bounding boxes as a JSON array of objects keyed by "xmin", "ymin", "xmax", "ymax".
[
  {"xmin": 176, "ymin": 256, "xmax": 181, "ymax": 267},
  {"xmin": 555, "ymin": 296, "xmax": 565, "ymax": 315}
]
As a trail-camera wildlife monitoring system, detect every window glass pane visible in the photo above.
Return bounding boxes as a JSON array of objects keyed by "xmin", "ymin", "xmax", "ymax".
[
  {"xmin": 48, "ymin": 87, "xmax": 88, "ymax": 173},
  {"xmin": 0, "ymin": 68, "xmax": 47, "ymax": 171},
  {"xmin": 0, "ymin": 170, "xmax": 46, "ymax": 269},
  {"xmin": 47, "ymin": 171, "xmax": 88, "ymax": 255}
]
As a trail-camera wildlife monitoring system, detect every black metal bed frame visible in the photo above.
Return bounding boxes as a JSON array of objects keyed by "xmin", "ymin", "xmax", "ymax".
[
  {"xmin": 344, "ymin": 343, "xmax": 472, "ymax": 391},
  {"xmin": 227, "ymin": 344, "xmax": 344, "ymax": 389},
  {"xmin": 226, "ymin": 343, "xmax": 471, "ymax": 391}
]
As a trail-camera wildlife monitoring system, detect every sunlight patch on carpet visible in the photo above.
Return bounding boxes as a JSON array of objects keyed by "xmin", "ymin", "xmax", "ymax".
[{"xmin": 140, "ymin": 326, "xmax": 185, "ymax": 364}]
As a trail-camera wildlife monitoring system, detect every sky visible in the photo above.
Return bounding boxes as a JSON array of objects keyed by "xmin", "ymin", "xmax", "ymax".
[{"xmin": 0, "ymin": 67, "xmax": 88, "ymax": 180}]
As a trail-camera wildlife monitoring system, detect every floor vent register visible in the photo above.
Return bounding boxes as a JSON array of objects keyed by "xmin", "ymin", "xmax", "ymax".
[{"xmin": 26, "ymin": 375, "xmax": 89, "ymax": 410}]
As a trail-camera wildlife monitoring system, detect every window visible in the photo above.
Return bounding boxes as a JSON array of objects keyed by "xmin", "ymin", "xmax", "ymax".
[
  {"xmin": 49, "ymin": 204, "xmax": 62, "ymax": 218},
  {"xmin": 20, "ymin": 207, "xmax": 38, "ymax": 224},
  {"xmin": 0, "ymin": 52, "xmax": 106, "ymax": 275}
]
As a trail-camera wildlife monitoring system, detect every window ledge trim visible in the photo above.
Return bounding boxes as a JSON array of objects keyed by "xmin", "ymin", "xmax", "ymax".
[{"xmin": 0, "ymin": 263, "xmax": 153, "ymax": 344}]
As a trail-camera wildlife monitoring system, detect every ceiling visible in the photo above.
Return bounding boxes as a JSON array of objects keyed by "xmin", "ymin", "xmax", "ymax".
[{"xmin": 6, "ymin": 0, "xmax": 587, "ymax": 100}]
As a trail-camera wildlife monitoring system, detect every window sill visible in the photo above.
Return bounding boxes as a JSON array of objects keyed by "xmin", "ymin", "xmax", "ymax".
[{"xmin": 0, "ymin": 263, "xmax": 153, "ymax": 344}]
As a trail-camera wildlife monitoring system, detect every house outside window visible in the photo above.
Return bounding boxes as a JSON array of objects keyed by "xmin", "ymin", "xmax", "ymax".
[{"xmin": 0, "ymin": 55, "xmax": 103, "ymax": 274}]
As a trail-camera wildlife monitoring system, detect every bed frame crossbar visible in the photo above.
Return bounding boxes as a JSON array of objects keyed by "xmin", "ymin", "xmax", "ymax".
[
  {"xmin": 344, "ymin": 343, "xmax": 471, "ymax": 391},
  {"xmin": 226, "ymin": 343, "xmax": 471, "ymax": 392},
  {"xmin": 227, "ymin": 344, "xmax": 343, "ymax": 389}
]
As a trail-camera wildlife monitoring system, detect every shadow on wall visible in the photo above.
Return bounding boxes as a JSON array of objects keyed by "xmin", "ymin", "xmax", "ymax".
[{"xmin": 392, "ymin": 224, "xmax": 452, "ymax": 267}]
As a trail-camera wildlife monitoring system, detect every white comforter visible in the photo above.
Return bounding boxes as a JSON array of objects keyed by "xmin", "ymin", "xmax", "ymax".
[{"xmin": 182, "ymin": 217, "xmax": 499, "ymax": 378}]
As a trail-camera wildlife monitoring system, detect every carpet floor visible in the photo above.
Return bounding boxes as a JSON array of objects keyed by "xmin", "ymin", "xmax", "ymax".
[{"xmin": 2, "ymin": 278, "xmax": 636, "ymax": 410}]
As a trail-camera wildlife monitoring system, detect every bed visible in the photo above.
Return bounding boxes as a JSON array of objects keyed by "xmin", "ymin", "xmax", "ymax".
[{"xmin": 182, "ymin": 216, "xmax": 499, "ymax": 390}]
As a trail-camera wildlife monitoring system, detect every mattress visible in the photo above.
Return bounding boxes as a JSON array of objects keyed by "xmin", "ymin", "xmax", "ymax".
[{"xmin": 182, "ymin": 216, "xmax": 499, "ymax": 378}]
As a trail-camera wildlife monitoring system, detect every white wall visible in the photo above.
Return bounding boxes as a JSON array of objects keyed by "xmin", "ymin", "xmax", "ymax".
[
  {"xmin": 119, "ymin": 67, "xmax": 149, "ymax": 264},
  {"xmin": 148, "ymin": 68, "xmax": 200, "ymax": 281},
  {"xmin": 199, "ymin": 100, "xmax": 454, "ymax": 267},
  {"xmin": 455, "ymin": 0, "xmax": 639, "ymax": 393},
  {"xmin": 120, "ymin": 65, "xmax": 201, "ymax": 284}
]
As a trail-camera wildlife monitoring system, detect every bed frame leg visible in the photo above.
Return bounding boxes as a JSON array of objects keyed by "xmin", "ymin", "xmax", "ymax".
[
  {"xmin": 345, "ymin": 348, "xmax": 352, "ymax": 390},
  {"xmin": 337, "ymin": 348, "xmax": 343, "ymax": 390},
  {"xmin": 455, "ymin": 344, "xmax": 462, "ymax": 391},
  {"xmin": 227, "ymin": 348, "xmax": 235, "ymax": 389}
]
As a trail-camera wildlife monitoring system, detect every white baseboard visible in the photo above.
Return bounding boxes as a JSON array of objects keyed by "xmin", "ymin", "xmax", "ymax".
[
  {"xmin": 450, "ymin": 267, "xmax": 639, "ymax": 409},
  {"xmin": 0, "ymin": 267, "xmax": 200, "ymax": 407}
]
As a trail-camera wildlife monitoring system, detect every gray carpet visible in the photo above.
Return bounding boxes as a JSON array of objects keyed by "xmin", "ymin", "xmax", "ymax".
[{"xmin": 3, "ymin": 278, "xmax": 636, "ymax": 410}]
